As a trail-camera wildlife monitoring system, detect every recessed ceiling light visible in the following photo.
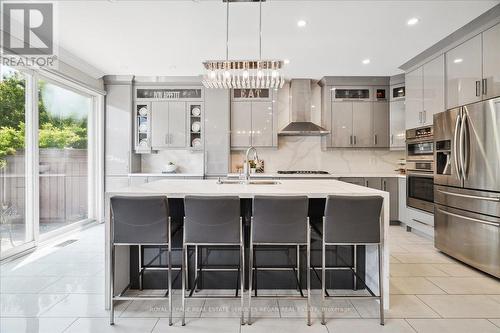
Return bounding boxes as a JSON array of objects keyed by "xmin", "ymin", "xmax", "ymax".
[
  {"xmin": 454, "ymin": 58, "xmax": 463, "ymax": 64},
  {"xmin": 362, "ymin": 59, "xmax": 371, "ymax": 65},
  {"xmin": 297, "ymin": 20, "xmax": 307, "ymax": 27},
  {"xmin": 284, "ymin": 59, "xmax": 290, "ymax": 65},
  {"xmin": 407, "ymin": 17, "xmax": 419, "ymax": 26}
]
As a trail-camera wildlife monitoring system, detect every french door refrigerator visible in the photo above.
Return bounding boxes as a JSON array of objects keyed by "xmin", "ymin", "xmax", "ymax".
[{"xmin": 434, "ymin": 97, "xmax": 500, "ymax": 278}]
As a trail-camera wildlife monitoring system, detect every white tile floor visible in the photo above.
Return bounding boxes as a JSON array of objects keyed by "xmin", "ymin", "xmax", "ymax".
[{"xmin": 1, "ymin": 223, "xmax": 500, "ymax": 333}]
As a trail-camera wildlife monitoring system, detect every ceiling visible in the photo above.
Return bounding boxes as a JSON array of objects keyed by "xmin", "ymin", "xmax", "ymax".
[{"xmin": 55, "ymin": 0, "xmax": 499, "ymax": 79}]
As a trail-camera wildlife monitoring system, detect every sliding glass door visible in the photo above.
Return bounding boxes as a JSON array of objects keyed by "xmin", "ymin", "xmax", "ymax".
[
  {"xmin": 0, "ymin": 66, "xmax": 34, "ymax": 257},
  {"xmin": 1, "ymin": 65, "xmax": 102, "ymax": 260},
  {"xmin": 38, "ymin": 79, "xmax": 92, "ymax": 236}
]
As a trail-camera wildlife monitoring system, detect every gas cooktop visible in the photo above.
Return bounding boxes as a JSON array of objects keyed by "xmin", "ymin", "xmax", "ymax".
[{"xmin": 277, "ymin": 170, "xmax": 330, "ymax": 175}]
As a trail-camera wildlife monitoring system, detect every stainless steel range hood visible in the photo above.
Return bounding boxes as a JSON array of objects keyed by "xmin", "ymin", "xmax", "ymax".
[{"xmin": 278, "ymin": 79, "xmax": 329, "ymax": 136}]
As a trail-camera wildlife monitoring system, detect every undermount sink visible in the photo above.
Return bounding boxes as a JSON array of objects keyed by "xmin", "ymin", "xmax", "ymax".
[{"xmin": 216, "ymin": 178, "xmax": 281, "ymax": 185}]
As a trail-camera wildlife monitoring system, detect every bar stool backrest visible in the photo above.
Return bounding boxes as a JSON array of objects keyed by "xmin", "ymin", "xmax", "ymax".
[
  {"xmin": 324, "ymin": 195, "xmax": 383, "ymax": 244},
  {"xmin": 252, "ymin": 195, "xmax": 309, "ymax": 244},
  {"xmin": 184, "ymin": 196, "xmax": 241, "ymax": 244},
  {"xmin": 111, "ymin": 196, "xmax": 169, "ymax": 244}
]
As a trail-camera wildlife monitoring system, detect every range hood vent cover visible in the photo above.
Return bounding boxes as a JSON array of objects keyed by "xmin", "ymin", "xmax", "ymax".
[{"xmin": 278, "ymin": 79, "xmax": 330, "ymax": 136}]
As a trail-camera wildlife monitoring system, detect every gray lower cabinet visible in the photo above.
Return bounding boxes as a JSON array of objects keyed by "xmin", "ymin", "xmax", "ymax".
[
  {"xmin": 338, "ymin": 177, "xmax": 365, "ymax": 186},
  {"xmin": 365, "ymin": 177, "xmax": 382, "ymax": 190},
  {"xmin": 382, "ymin": 178, "xmax": 399, "ymax": 222},
  {"xmin": 340, "ymin": 176, "xmax": 399, "ymax": 221},
  {"xmin": 151, "ymin": 101, "xmax": 188, "ymax": 149},
  {"xmin": 204, "ymin": 89, "xmax": 230, "ymax": 176}
]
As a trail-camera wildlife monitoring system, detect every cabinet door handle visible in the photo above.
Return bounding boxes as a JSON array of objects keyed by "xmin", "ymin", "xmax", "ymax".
[
  {"xmin": 423, "ymin": 110, "xmax": 426, "ymax": 124},
  {"xmin": 482, "ymin": 78, "xmax": 487, "ymax": 95},
  {"xmin": 383, "ymin": 179, "xmax": 387, "ymax": 191},
  {"xmin": 373, "ymin": 134, "xmax": 377, "ymax": 145},
  {"xmin": 419, "ymin": 111, "xmax": 422, "ymax": 124},
  {"xmin": 354, "ymin": 136, "xmax": 357, "ymax": 145},
  {"xmin": 349, "ymin": 135, "xmax": 353, "ymax": 145},
  {"xmin": 475, "ymin": 80, "xmax": 481, "ymax": 97},
  {"xmin": 391, "ymin": 134, "xmax": 394, "ymax": 145}
]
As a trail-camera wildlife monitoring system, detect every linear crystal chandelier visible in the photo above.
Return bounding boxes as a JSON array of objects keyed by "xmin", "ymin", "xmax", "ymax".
[{"xmin": 202, "ymin": 0, "xmax": 285, "ymax": 89}]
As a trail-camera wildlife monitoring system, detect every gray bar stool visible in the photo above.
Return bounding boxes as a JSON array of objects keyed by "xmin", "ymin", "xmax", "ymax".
[
  {"xmin": 249, "ymin": 195, "xmax": 311, "ymax": 326},
  {"xmin": 321, "ymin": 195, "xmax": 384, "ymax": 325},
  {"xmin": 109, "ymin": 196, "xmax": 172, "ymax": 326},
  {"xmin": 181, "ymin": 195, "xmax": 244, "ymax": 326}
]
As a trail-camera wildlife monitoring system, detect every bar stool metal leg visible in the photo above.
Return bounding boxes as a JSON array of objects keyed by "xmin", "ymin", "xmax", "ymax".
[
  {"xmin": 378, "ymin": 244, "xmax": 385, "ymax": 325},
  {"xmin": 182, "ymin": 244, "xmax": 187, "ymax": 326},
  {"xmin": 194, "ymin": 245, "xmax": 199, "ymax": 292},
  {"xmin": 306, "ymin": 223, "xmax": 311, "ymax": 326},
  {"xmin": 110, "ymin": 243, "xmax": 115, "ymax": 325},
  {"xmin": 248, "ymin": 233, "xmax": 254, "ymax": 325},
  {"xmin": 138, "ymin": 245, "xmax": 143, "ymax": 291},
  {"xmin": 321, "ymin": 218, "xmax": 326, "ymax": 325},
  {"xmin": 296, "ymin": 245, "xmax": 300, "ymax": 291},
  {"xmin": 240, "ymin": 223, "xmax": 245, "ymax": 325},
  {"xmin": 168, "ymin": 241, "xmax": 173, "ymax": 325},
  {"xmin": 353, "ymin": 244, "xmax": 357, "ymax": 290}
]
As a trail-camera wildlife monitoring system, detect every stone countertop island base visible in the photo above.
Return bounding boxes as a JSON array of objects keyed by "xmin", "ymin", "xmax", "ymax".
[{"xmin": 104, "ymin": 179, "xmax": 390, "ymax": 310}]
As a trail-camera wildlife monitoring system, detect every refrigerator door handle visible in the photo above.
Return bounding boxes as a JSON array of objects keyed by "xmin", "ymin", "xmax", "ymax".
[
  {"xmin": 459, "ymin": 111, "xmax": 468, "ymax": 180},
  {"xmin": 461, "ymin": 108, "xmax": 470, "ymax": 180},
  {"xmin": 453, "ymin": 112, "xmax": 462, "ymax": 181},
  {"xmin": 437, "ymin": 208, "xmax": 500, "ymax": 228},
  {"xmin": 437, "ymin": 189, "xmax": 500, "ymax": 202}
]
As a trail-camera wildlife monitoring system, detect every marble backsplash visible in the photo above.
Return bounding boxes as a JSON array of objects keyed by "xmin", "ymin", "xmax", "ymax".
[
  {"xmin": 231, "ymin": 136, "xmax": 405, "ymax": 174},
  {"xmin": 141, "ymin": 150, "xmax": 204, "ymax": 174}
]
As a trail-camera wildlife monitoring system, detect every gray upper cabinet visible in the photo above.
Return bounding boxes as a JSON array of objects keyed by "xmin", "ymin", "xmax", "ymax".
[
  {"xmin": 151, "ymin": 101, "xmax": 170, "ymax": 149},
  {"xmin": 405, "ymin": 55, "xmax": 445, "ymax": 128},
  {"xmin": 405, "ymin": 67, "xmax": 423, "ymax": 129},
  {"xmin": 446, "ymin": 34, "xmax": 483, "ymax": 109},
  {"xmin": 204, "ymin": 89, "xmax": 230, "ymax": 176},
  {"xmin": 390, "ymin": 100, "xmax": 405, "ymax": 149},
  {"xmin": 250, "ymin": 101, "xmax": 274, "ymax": 147},
  {"xmin": 230, "ymin": 102, "xmax": 252, "ymax": 148},
  {"xmin": 482, "ymin": 22, "xmax": 500, "ymax": 100},
  {"xmin": 352, "ymin": 102, "xmax": 373, "ymax": 147},
  {"xmin": 422, "ymin": 55, "xmax": 445, "ymax": 125},
  {"xmin": 372, "ymin": 101, "xmax": 390, "ymax": 148},
  {"xmin": 230, "ymin": 100, "xmax": 275, "ymax": 148},
  {"xmin": 331, "ymin": 100, "xmax": 388, "ymax": 148},
  {"xmin": 151, "ymin": 101, "xmax": 188, "ymax": 149},
  {"xmin": 168, "ymin": 102, "xmax": 187, "ymax": 148},
  {"xmin": 331, "ymin": 102, "xmax": 353, "ymax": 147}
]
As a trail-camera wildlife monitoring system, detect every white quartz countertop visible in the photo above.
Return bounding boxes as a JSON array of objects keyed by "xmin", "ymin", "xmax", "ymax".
[
  {"xmin": 128, "ymin": 173, "xmax": 204, "ymax": 177},
  {"xmin": 227, "ymin": 173, "xmax": 405, "ymax": 179},
  {"xmin": 106, "ymin": 178, "xmax": 388, "ymax": 198}
]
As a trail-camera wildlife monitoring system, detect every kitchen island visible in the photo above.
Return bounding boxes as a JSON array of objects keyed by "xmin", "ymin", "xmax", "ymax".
[{"xmin": 104, "ymin": 178, "xmax": 390, "ymax": 309}]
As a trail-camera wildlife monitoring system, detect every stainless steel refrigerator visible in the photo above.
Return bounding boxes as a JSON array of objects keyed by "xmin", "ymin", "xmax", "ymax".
[{"xmin": 434, "ymin": 97, "xmax": 500, "ymax": 278}]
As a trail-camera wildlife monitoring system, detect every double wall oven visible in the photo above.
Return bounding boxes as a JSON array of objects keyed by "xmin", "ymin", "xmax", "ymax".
[{"xmin": 406, "ymin": 126, "xmax": 434, "ymax": 213}]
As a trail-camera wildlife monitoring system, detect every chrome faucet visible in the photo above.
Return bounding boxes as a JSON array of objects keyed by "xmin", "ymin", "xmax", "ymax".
[{"xmin": 244, "ymin": 146, "xmax": 259, "ymax": 183}]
